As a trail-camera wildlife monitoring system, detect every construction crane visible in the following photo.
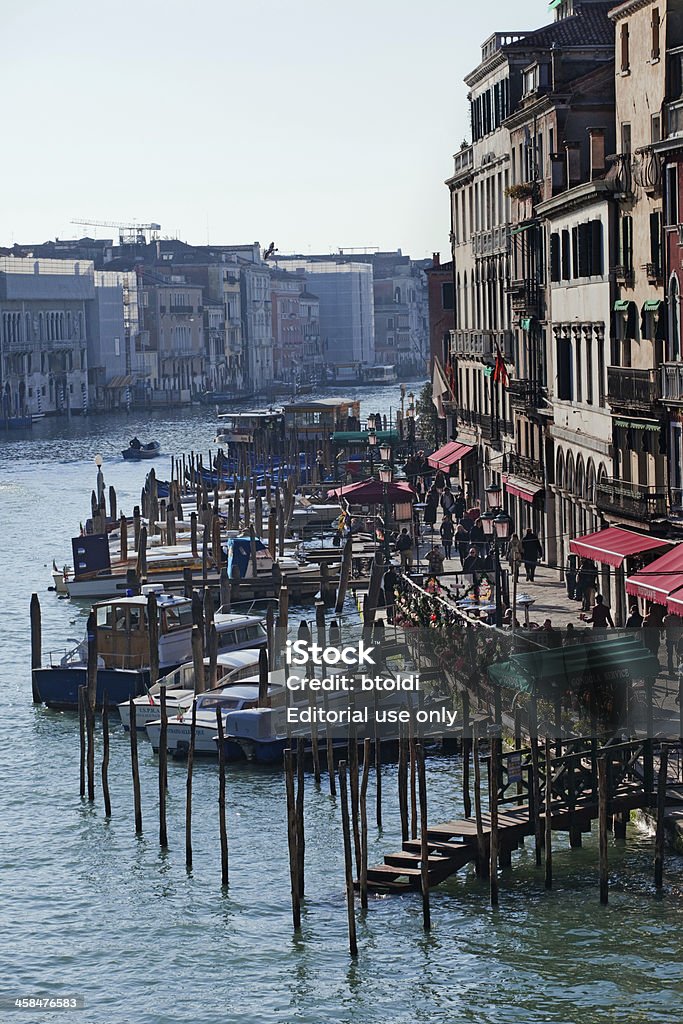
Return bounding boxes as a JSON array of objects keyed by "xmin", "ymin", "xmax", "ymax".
[{"xmin": 71, "ymin": 218, "xmax": 161, "ymax": 245}]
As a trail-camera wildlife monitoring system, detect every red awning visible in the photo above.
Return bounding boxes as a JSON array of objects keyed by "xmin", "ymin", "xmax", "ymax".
[
  {"xmin": 625, "ymin": 544, "xmax": 683, "ymax": 605},
  {"xmin": 665, "ymin": 588, "xmax": 683, "ymax": 615},
  {"xmin": 327, "ymin": 479, "xmax": 416, "ymax": 504},
  {"xmin": 503, "ymin": 475, "xmax": 543, "ymax": 504},
  {"xmin": 427, "ymin": 441, "xmax": 473, "ymax": 472},
  {"xmin": 569, "ymin": 527, "xmax": 670, "ymax": 569}
]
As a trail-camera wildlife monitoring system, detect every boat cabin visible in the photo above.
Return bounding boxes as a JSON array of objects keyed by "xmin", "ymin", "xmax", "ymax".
[
  {"xmin": 213, "ymin": 611, "xmax": 268, "ymax": 650},
  {"xmin": 93, "ymin": 591, "xmax": 193, "ymax": 670},
  {"xmin": 215, "ymin": 409, "xmax": 284, "ymax": 448},
  {"xmin": 283, "ymin": 398, "xmax": 360, "ymax": 440}
]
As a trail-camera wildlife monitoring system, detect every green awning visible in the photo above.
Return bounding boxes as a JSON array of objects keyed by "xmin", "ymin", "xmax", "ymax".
[
  {"xmin": 643, "ymin": 300, "xmax": 664, "ymax": 311},
  {"xmin": 483, "ymin": 366, "xmax": 494, "ymax": 378},
  {"xmin": 521, "ymin": 317, "xmax": 533, "ymax": 331},
  {"xmin": 614, "ymin": 418, "xmax": 660, "ymax": 431},
  {"xmin": 548, "ymin": 0, "xmax": 563, "ymax": 9},
  {"xmin": 614, "ymin": 300, "xmax": 630, "ymax": 311},
  {"xmin": 510, "ymin": 222, "xmax": 536, "ymax": 235}
]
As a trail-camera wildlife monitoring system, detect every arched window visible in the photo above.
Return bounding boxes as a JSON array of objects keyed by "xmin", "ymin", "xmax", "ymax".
[
  {"xmin": 556, "ymin": 449, "xmax": 565, "ymax": 490},
  {"xmin": 669, "ymin": 275, "xmax": 681, "ymax": 361}
]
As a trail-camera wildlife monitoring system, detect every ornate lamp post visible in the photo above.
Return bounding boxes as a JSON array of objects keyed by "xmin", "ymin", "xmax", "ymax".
[
  {"xmin": 485, "ymin": 482, "xmax": 503, "ymax": 513},
  {"xmin": 367, "ymin": 420, "xmax": 378, "ymax": 477},
  {"xmin": 379, "ymin": 444, "xmax": 393, "ymax": 563},
  {"xmin": 480, "ymin": 510, "xmax": 511, "ymax": 627}
]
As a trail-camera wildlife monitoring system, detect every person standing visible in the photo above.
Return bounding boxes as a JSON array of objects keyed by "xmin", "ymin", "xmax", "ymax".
[
  {"xmin": 663, "ymin": 613, "xmax": 682, "ymax": 677},
  {"xmin": 395, "ymin": 527, "xmax": 413, "ymax": 569},
  {"xmin": 424, "ymin": 486, "xmax": 439, "ymax": 532},
  {"xmin": 440, "ymin": 514, "xmax": 454, "ymax": 560},
  {"xmin": 506, "ymin": 533, "xmax": 524, "ymax": 584},
  {"xmin": 383, "ymin": 564, "xmax": 397, "ymax": 623},
  {"xmin": 426, "ymin": 545, "xmax": 445, "ymax": 576},
  {"xmin": 581, "ymin": 594, "xmax": 614, "ymax": 629},
  {"xmin": 577, "ymin": 557, "xmax": 598, "ymax": 611},
  {"xmin": 565, "ymin": 554, "xmax": 578, "ymax": 600},
  {"xmin": 522, "ymin": 527, "xmax": 543, "ymax": 582},
  {"xmin": 455, "ymin": 521, "xmax": 470, "ymax": 565}
]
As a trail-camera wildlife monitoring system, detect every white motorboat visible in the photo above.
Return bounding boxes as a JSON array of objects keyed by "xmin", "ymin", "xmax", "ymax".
[
  {"xmin": 145, "ymin": 677, "xmax": 286, "ymax": 758},
  {"xmin": 117, "ymin": 648, "xmax": 263, "ymax": 730}
]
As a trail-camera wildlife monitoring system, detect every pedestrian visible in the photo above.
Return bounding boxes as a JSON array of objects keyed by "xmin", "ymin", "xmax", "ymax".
[
  {"xmin": 642, "ymin": 606, "xmax": 663, "ymax": 661},
  {"xmin": 506, "ymin": 533, "xmax": 524, "ymax": 584},
  {"xmin": 565, "ymin": 554, "xmax": 578, "ymax": 600},
  {"xmin": 440, "ymin": 515, "xmax": 454, "ymax": 559},
  {"xmin": 625, "ymin": 604, "xmax": 643, "ymax": 628},
  {"xmin": 383, "ymin": 564, "xmax": 397, "ymax": 623},
  {"xmin": 440, "ymin": 486, "xmax": 456, "ymax": 517},
  {"xmin": 315, "ymin": 449, "xmax": 326, "ymax": 484},
  {"xmin": 434, "ymin": 468, "xmax": 447, "ymax": 492},
  {"xmin": 663, "ymin": 612, "xmax": 682, "ymax": 677},
  {"xmin": 577, "ymin": 557, "xmax": 597, "ymax": 611},
  {"xmin": 541, "ymin": 617, "xmax": 562, "ymax": 648},
  {"xmin": 453, "ymin": 490, "xmax": 466, "ymax": 520},
  {"xmin": 424, "ymin": 488, "xmax": 438, "ymax": 532},
  {"xmin": 469, "ymin": 517, "xmax": 485, "ymax": 557},
  {"xmin": 455, "ymin": 521, "xmax": 470, "ymax": 564},
  {"xmin": 581, "ymin": 594, "xmax": 614, "ymax": 629},
  {"xmin": 522, "ymin": 528, "xmax": 543, "ymax": 582},
  {"xmin": 564, "ymin": 622, "xmax": 578, "ymax": 645},
  {"xmin": 426, "ymin": 544, "xmax": 445, "ymax": 576},
  {"xmin": 395, "ymin": 527, "xmax": 413, "ymax": 569},
  {"xmin": 463, "ymin": 545, "xmax": 482, "ymax": 575}
]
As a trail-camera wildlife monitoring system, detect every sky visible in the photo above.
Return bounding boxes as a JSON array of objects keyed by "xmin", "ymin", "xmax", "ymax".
[{"xmin": 3, "ymin": 0, "xmax": 549, "ymax": 261}]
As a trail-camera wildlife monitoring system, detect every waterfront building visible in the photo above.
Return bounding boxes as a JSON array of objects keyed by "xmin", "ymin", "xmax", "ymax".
[
  {"xmin": 270, "ymin": 269, "xmax": 323, "ymax": 383},
  {"xmin": 0, "ymin": 257, "xmax": 93, "ymax": 417}
]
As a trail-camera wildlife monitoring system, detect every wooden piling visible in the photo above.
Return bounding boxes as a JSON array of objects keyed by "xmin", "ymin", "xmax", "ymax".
[
  {"xmin": 86, "ymin": 611, "xmax": 97, "ymax": 802},
  {"xmin": 473, "ymin": 732, "xmax": 487, "ymax": 878},
  {"xmin": 190, "ymin": 512, "xmax": 198, "ymax": 557},
  {"xmin": 78, "ymin": 685, "xmax": 86, "ymax": 798},
  {"xmin": 284, "ymin": 749, "xmax": 301, "ymax": 930},
  {"xmin": 268, "ymin": 507, "xmax": 276, "ymax": 558},
  {"xmin": 409, "ymin": 719, "xmax": 418, "ymax": 841},
  {"xmin": 278, "ymin": 586, "xmax": 289, "ymax": 631},
  {"xmin": 398, "ymin": 728, "xmax": 409, "ymax": 843},
  {"xmin": 349, "ymin": 729, "xmax": 361, "ymax": 876},
  {"xmin": 183, "ymin": 567, "xmax": 193, "ymax": 600},
  {"xmin": 157, "ymin": 685, "xmax": 168, "ymax": 847},
  {"xmin": 101, "ymin": 699, "xmax": 111, "ymax": 817},
  {"xmin": 296, "ymin": 737, "xmax": 306, "ymax": 898},
  {"xmin": 598, "ymin": 757, "xmax": 608, "ymax": 905},
  {"xmin": 129, "ymin": 698, "xmax": 143, "ymax": 834},
  {"xmin": 219, "ymin": 566, "xmax": 230, "ymax": 611},
  {"xmin": 192, "ymin": 625, "xmax": 205, "ymax": 696},
  {"xmin": 216, "ymin": 708, "xmax": 230, "ymax": 887},
  {"xmin": 137, "ymin": 524, "xmax": 148, "ymax": 579},
  {"xmin": 258, "ymin": 648, "xmax": 269, "ymax": 707},
  {"xmin": 186, "ymin": 699, "xmax": 196, "ymax": 871},
  {"xmin": 654, "ymin": 744, "xmax": 668, "ymax": 890},
  {"xmin": 490, "ymin": 733, "xmax": 500, "ymax": 906},
  {"xmin": 544, "ymin": 736, "xmax": 553, "ymax": 890},
  {"xmin": 335, "ymin": 538, "xmax": 353, "ymax": 613},
  {"xmin": 147, "ymin": 592, "xmax": 159, "ymax": 690},
  {"xmin": 530, "ymin": 717, "xmax": 543, "ymax": 867},
  {"xmin": 359, "ymin": 737, "xmax": 371, "ymax": 910},
  {"xmin": 338, "ymin": 761, "xmax": 358, "ymax": 957},
  {"xmin": 30, "ymin": 593, "xmax": 42, "ymax": 703},
  {"xmin": 417, "ymin": 742, "xmax": 431, "ymax": 930},
  {"xmin": 324, "ymin": 692, "xmax": 336, "ymax": 797},
  {"xmin": 133, "ymin": 505, "xmax": 141, "ymax": 550},
  {"xmin": 462, "ymin": 690, "xmax": 472, "ymax": 819}
]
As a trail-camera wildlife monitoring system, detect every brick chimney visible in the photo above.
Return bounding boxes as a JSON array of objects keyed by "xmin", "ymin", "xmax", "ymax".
[{"xmin": 432, "ymin": 252, "xmax": 440, "ymax": 267}]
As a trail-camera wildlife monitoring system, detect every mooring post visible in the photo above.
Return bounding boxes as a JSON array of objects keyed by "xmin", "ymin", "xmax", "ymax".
[
  {"xmin": 101, "ymin": 699, "xmax": 111, "ymax": 818},
  {"xmin": 490, "ymin": 730, "xmax": 500, "ymax": 906},
  {"xmin": 409, "ymin": 717, "xmax": 418, "ymax": 841},
  {"xmin": 398, "ymin": 727, "xmax": 409, "ymax": 844},
  {"xmin": 30, "ymin": 593, "xmax": 42, "ymax": 703},
  {"xmin": 158, "ymin": 685, "xmax": 168, "ymax": 848},
  {"xmin": 338, "ymin": 760, "xmax": 358, "ymax": 957},
  {"xmin": 544, "ymin": 736, "xmax": 553, "ymax": 890},
  {"xmin": 349, "ymin": 728, "xmax": 361, "ymax": 876},
  {"xmin": 359, "ymin": 737, "xmax": 371, "ymax": 911},
  {"xmin": 598, "ymin": 756, "xmax": 609, "ymax": 905},
  {"xmin": 86, "ymin": 611, "xmax": 97, "ymax": 802},
  {"xmin": 284, "ymin": 748, "xmax": 301, "ymax": 931},
  {"xmin": 216, "ymin": 708, "xmax": 230, "ymax": 887},
  {"xmin": 654, "ymin": 744, "xmax": 668, "ymax": 890},
  {"xmin": 473, "ymin": 730, "xmax": 487, "ymax": 879},
  {"xmin": 296, "ymin": 737, "xmax": 306, "ymax": 898},
  {"xmin": 417, "ymin": 742, "xmax": 431, "ymax": 930},
  {"xmin": 462, "ymin": 690, "xmax": 472, "ymax": 819},
  {"xmin": 78, "ymin": 685, "xmax": 86, "ymax": 799},
  {"xmin": 129, "ymin": 698, "xmax": 143, "ymax": 835},
  {"xmin": 186, "ymin": 700, "xmax": 196, "ymax": 871},
  {"xmin": 530, "ymin": 701, "xmax": 543, "ymax": 867}
]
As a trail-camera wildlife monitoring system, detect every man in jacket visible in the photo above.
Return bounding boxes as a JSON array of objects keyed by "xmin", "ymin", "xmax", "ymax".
[{"xmin": 522, "ymin": 528, "xmax": 543, "ymax": 582}]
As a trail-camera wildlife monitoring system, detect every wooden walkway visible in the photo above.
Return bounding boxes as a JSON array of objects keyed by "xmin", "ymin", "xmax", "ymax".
[{"xmin": 365, "ymin": 739, "xmax": 683, "ymax": 893}]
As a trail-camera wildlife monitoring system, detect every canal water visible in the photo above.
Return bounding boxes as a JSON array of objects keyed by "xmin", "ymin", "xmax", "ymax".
[{"xmin": 1, "ymin": 384, "xmax": 682, "ymax": 1024}]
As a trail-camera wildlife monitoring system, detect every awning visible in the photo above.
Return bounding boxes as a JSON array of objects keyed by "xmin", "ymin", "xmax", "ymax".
[
  {"xmin": 489, "ymin": 635, "xmax": 659, "ymax": 695},
  {"xmin": 665, "ymin": 588, "xmax": 683, "ymax": 615},
  {"xmin": 503, "ymin": 475, "xmax": 543, "ymax": 504},
  {"xmin": 625, "ymin": 544, "xmax": 683, "ymax": 604},
  {"xmin": 521, "ymin": 317, "xmax": 533, "ymax": 331},
  {"xmin": 105, "ymin": 375, "xmax": 136, "ymax": 388},
  {"xmin": 547, "ymin": 0, "xmax": 563, "ymax": 9},
  {"xmin": 614, "ymin": 300, "xmax": 630, "ymax": 312},
  {"xmin": 327, "ymin": 479, "xmax": 416, "ymax": 504},
  {"xmin": 643, "ymin": 299, "xmax": 664, "ymax": 312},
  {"xmin": 569, "ymin": 527, "xmax": 670, "ymax": 569},
  {"xmin": 427, "ymin": 440, "xmax": 473, "ymax": 472},
  {"xmin": 614, "ymin": 419, "xmax": 661, "ymax": 431}
]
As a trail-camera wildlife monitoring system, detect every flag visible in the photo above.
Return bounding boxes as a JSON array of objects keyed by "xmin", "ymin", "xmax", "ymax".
[
  {"xmin": 445, "ymin": 352, "xmax": 456, "ymax": 396},
  {"xmin": 432, "ymin": 358, "xmax": 449, "ymax": 419},
  {"xmin": 493, "ymin": 345, "xmax": 509, "ymax": 387}
]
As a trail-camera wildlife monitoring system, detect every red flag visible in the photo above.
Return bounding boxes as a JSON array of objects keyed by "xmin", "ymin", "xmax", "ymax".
[{"xmin": 493, "ymin": 345, "xmax": 509, "ymax": 387}]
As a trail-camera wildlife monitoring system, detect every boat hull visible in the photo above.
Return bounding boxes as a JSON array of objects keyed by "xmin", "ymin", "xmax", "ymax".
[
  {"xmin": 33, "ymin": 666, "xmax": 152, "ymax": 711},
  {"xmin": 146, "ymin": 719, "xmax": 244, "ymax": 759}
]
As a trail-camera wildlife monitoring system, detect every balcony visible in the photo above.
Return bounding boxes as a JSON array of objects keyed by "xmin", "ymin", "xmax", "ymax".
[
  {"xmin": 645, "ymin": 262, "xmax": 663, "ymax": 284},
  {"xmin": 451, "ymin": 146, "xmax": 474, "ymax": 181},
  {"xmin": 613, "ymin": 265, "xmax": 635, "ymax": 287},
  {"xmin": 660, "ymin": 363, "xmax": 683, "ymax": 404},
  {"xmin": 168, "ymin": 305, "xmax": 195, "ymax": 315},
  {"xmin": 451, "ymin": 329, "xmax": 513, "ymax": 362},
  {"xmin": 471, "ymin": 226, "xmax": 509, "ymax": 258},
  {"xmin": 667, "ymin": 99, "xmax": 683, "ymax": 139},
  {"xmin": 596, "ymin": 479, "xmax": 667, "ymax": 521},
  {"xmin": 507, "ymin": 378, "xmax": 546, "ymax": 410},
  {"xmin": 632, "ymin": 146, "xmax": 663, "ymax": 196},
  {"xmin": 506, "ymin": 452, "xmax": 545, "ymax": 486},
  {"xmin": 605, "ymin": 153, "xmax": 633, "ymax": 196},
  {"xmin": 607, "ymin": 367, "xmax": 657, "ymax": 412},
  {"xmin": 507, "ymin": 278, "xmax": 540, "ymax": 315}
]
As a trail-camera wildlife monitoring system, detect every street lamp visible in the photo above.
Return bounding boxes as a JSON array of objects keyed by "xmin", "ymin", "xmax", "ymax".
[
  {"xmin": 368, "ymin": 425, "xmax": 378, "ymax": 476},
  {"xmin": 480, "ymin": 511, "xmax": 509, "ymax": 628},
  {"xmin": 485, "ymin": 482, "xmax": 502, "ymax": 512},
  {"xmin": 379, "ymin": 461, "xmax": 392, "ymax": 563}
]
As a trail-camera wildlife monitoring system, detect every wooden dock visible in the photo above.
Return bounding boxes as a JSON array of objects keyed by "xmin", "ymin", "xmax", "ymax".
[{"xmin": 364, "ymin": 737, "xmax": 683, "ymax": 892}]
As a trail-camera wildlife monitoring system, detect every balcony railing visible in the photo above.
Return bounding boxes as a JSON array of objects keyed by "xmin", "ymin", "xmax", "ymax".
[
  {"xmin": 451, "ymin": 329, "xmax": 514, "ymax": 362},
  {"xmin": 613, "ymin": 264, "xmax": 635, "ymax": 286},
  {"xmin": 507, "ymin": 279, "xmax": 540, "ymax": 314},
  {"xmin": 660, "ymin": 362, "xmax": 683, "ymax": 404},
  {"xmin": 605, "ymin": 153, "xmax": 633, "ymax": 195},
  {"xmin": 451, "ymin": 146, "xmax": 474, "ymax": 180},
  {"xmin": 506, "ymin": 452, "xmax": 545, "ymax": 486},
  {"xmin": 596, "ymin": 479, "xmax": 667, "ymax": 521},
  {"xmin": 667, "ymin": 99, "xmax": 683, "ymax": 139},
  {"xmin": 471, "ymin": 226, "xmax": 510, "ymax": 257},
  {"xmin": 632, "ymin": 146, "xmax": 663, "ymax": 195},
  {"xmin": 607, "ymin": 367, "xmax": 657, "ymax": 411},
  {"xmin": 168, "ymin": 305, "xmax": 195, "ymax": 315},
  {"xmin": 507, "ymin": 378, "xmax": 546, "ymax": 409}
]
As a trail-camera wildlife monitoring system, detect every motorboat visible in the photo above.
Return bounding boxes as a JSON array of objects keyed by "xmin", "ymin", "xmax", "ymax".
[
  {"xmin": 117, "ymin": 648, "xmax": 263, "ymax": 731},
  {"xmin": 33, "ymin": 586, "xmax": 194, "ymax": 710},
  {"xmin": 145, "ymin": 678, "xmax": 286, "ymax": 758},
  {"xmin": 122, "ymin": 438, "xmax": 161, "ymax": 460}
]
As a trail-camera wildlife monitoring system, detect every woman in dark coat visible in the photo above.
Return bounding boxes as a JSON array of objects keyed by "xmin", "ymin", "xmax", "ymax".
[{"xmin": 522, "ymin": 528, "xmax": 543, "ymax": 582}]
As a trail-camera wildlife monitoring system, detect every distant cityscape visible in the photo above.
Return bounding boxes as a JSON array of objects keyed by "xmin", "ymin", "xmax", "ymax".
[{"xmin": 0, "ymin": 234, "xmax": 432, "ymax": 419}]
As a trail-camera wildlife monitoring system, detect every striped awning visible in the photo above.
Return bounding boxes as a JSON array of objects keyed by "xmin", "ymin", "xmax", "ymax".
[
  {"xmin": 105, "ymin": 375, "xmax": 136, "ymax": 388},
  {"xmin": 427, "ymin": 441, "xmax": 474, "ymax": 472}
]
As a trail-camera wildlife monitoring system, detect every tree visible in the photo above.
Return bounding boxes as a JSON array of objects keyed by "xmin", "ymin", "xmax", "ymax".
[{"xmin": 416, "ymin": 382, "xmax": 441, "ymax": 448}]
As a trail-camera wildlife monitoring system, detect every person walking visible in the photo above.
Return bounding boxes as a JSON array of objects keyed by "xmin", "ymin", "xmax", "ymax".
[
  {"xmin": 522, "ymin": 528, "xmax": 543, "ymax": 582},
  {"xmin": 424, "ymin": 487, "xmax": 439, "ymax": 533},
  {"xmin": 440, "ymin": 486, "xmax": 456, "ymax": 517},
  {"xmin": 455, "ymin": 521, "xmax": 470, "ymax": 565},
  {"xmin": 383, "ymin": 564, "xmax": 397, "ymax": 624},
  {"xmin": 453, "ymin": 489, "xmax": 466, "ymax": 520},
  {"xmin": 581, "ymin": 594, "xmax": 614, "ymax": 629},
  {"xmin": 506, "ymin": 533, "xmax": 524, "ymax": 584},
  {"xmin": 663, "ymin": 612, "xmax": 682, "ymax": 677},
  {"xmin": 395, "ymin": 527, "xmax": 413, "ymax": 569},
  {"xmin": 469, "ymin": 517, "xmax": 486, "ymax": 557},
  {"xmin": 577, "ymin": 557, "xmax": 598, "ymax": 611},
  {"xmin": 426, "ymin": 545, "xmax": 445, "ymax": 576},
  {"xmin": 625, "ymin": 604, "xmax": 643, "ymax": 628},
  {"xmin": 440, "ymin": 514, "xmax": 454, "ymax": 560},
  {"xmin": 565, "ymin": 554, "xmax": 578, "ymax": 600}
]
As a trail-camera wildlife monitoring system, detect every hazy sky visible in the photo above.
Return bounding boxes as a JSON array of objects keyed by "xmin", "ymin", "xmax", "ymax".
[{"xmin": 4, "ymin": 0, "xmax": 549, "ymax": 260}]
